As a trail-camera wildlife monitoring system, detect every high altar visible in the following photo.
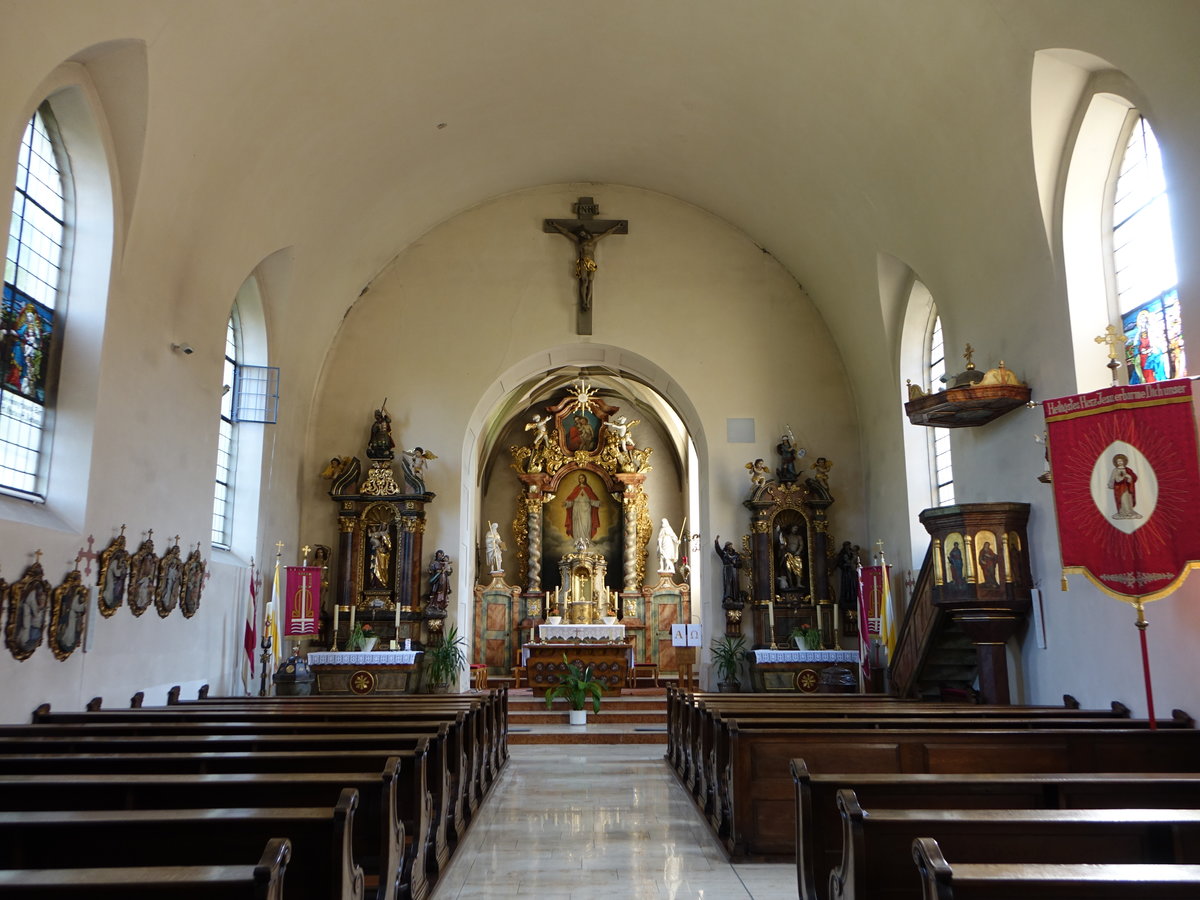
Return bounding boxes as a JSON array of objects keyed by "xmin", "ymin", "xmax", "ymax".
[{"xmin": 474, "ymin": 380, "xmax": 691, "ymax": 683}]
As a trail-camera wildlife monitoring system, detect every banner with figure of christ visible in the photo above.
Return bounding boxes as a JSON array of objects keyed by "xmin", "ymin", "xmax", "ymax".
[
  {"xmin": 283, "ymin": 565, "xmax": 321, "ymax": 636},
  {"xmin": 1044, "ymin": 379, "xmax": 1200, "ymax": 603}
]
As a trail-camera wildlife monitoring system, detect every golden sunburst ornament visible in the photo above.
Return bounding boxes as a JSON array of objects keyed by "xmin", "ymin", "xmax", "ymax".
[{"xmin": 566, "ymin": 377, "xmax": 598, "ymax": 415}]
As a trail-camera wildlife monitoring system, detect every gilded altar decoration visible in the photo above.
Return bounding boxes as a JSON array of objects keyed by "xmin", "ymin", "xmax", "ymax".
[
  {"xmin": 5, "ymin": 558, "xmax": 51, "ymax": 661},
  {"xmin": 360, "ymin": 460, "xmax": 401, "ymax": 496},
  {"xmin": 96, "ymin": 529, "xmax": 130, "ymax": 618},
  {"xmin": 49, "ymin": 569, "xmax": 88, "ymax": 660}
]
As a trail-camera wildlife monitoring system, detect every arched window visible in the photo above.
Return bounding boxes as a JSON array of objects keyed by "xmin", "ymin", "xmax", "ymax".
[
  {"xmin": 1, "ymin": 106, "xmax": 67, "ymax": 498},
  {"xmin": 212, "ymin": 306, "xmax": 241, "ymax": 548},
  {"xmin": 928, "ymin": 314, "xmax": 955, "ymax": 507},
  {"xmin": 1113, "ymin": 117, "xmax": 1184, "ymax": 383},
  {"xmin": 896, "ymin": 265, "xmax": 955, "ymax": 563},
  {"xmin": 1036, "ymin": 53, "xmax": 1184, "ymax": 391}
]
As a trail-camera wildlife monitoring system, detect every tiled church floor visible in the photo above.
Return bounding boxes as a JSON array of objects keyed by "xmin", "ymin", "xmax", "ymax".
[{"xmin": 429, "ymin": 743, "xmax": 793, "ymax": 899}]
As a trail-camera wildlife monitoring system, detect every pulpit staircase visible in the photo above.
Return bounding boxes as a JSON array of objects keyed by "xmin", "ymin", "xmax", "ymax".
[{"xmin": 888, "ymin": 545, "xmax": 979, "ymax": 700}]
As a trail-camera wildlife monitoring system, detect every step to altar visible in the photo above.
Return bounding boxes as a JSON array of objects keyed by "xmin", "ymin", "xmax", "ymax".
[{"xmin": 506, "ymin": 690, "xmax": 668, "ymax": 744}]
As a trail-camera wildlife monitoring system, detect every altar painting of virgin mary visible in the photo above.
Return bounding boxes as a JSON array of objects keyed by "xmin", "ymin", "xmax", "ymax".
[{"xmin": 541, "ymin": 469, "xmax": 620, "ymax": 590}]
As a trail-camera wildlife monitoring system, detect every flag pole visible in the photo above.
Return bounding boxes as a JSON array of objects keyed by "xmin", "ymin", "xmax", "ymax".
[{"xmin": 1134, "ymin": 600, "xmax": 1157, "ymax": 730}]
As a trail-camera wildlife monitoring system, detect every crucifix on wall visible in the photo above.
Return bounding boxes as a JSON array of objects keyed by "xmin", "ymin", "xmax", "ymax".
[{"xmin": 544, "ymin": 196, "xmax": 628, "ymax": 335}]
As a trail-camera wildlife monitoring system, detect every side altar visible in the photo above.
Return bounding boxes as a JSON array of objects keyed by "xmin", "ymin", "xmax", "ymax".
[
  {"xmin": 307, "ymin": 650, "xmax": 425, "ymax": 695},
  {"xmin": 320, "ymin": 403, "xmax": 445, "ymax": 653},
  {"xmin": 475, "ymin": 378, "xmax": 691, "ymax": 684}
]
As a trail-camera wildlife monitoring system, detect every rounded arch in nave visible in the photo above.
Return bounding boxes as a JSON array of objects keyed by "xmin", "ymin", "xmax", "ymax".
[{"xmin": 460, "ymin": 342, "xmax": 708, "ymax": 629}]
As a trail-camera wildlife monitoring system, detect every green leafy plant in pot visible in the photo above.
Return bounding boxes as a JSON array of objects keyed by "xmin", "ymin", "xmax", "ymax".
[
  {"xmin": 425, "ymin": 624, "xmax": 467, "ymax": 693},
  {"xmin": 790, "ymin": 623, "xmax": 822, "ymax": 650},
  {"xmin": 544, "ymin": 653, "xmax": 605, "ymax": 725},
  {"xmin": 710, "ymin": 633, "xmax": 747, "ymax": 692}
]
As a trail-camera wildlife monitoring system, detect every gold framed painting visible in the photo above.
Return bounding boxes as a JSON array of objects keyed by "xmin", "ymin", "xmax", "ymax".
[
  {"xmin": 49, "ymin": 569, "xmax": 88, "ymax": 660},
  {"xmin": 96, "ymin": 532, "xmax": 130, "ymax": 617}
]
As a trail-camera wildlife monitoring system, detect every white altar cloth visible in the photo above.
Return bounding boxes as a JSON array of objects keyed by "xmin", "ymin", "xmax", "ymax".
[
  {"xmin": 308, "ymin": 650, "xmax": 421, "ymax": 666},
  {"xmin": 750, "ymin": 649, "xmax": 858, "ymax": 663},
  {"xmin": 538, "ymin": 624, "xmax": 625, "ymax": 642}
]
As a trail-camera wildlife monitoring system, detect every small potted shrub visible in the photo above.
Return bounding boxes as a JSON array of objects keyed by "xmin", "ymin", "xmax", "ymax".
[
  {"xmin": 710, "ymin": 634, "xmax": 746, "ymax": 692},
  {"xmin": 791, "ymin": 623, "xmax": 822, "ymax": 650},
  {"xmin": 544, "ymin": 654, "xmax": 605, "ymax": 725},
  {"xmin": 425, "ymin": 624, "xmax": 467, "ymax": 693}
]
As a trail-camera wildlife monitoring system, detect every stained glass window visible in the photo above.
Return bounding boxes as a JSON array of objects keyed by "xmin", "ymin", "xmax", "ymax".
[
  {"xmin": 1, "ymin": 108, "xmax": 65, "ymax": 497},
  {"xmin": 1115, "ymin": 118, "xmax": 1185, "ymax": 384}
]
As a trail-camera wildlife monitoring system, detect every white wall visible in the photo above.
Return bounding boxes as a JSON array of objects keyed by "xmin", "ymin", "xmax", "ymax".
[{"xmin": 302, "ymin": 184, "xmax": 866, "ymax": 674}]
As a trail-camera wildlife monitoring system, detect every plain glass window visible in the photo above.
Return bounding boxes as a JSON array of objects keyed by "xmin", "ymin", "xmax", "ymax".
[
  {"xmin": 212, "ymin": 307, "xmax": 241, "ymax": 547},
  {"xmin": 928, "ymin": 314, "xmax": 955, "ymax": 507}
]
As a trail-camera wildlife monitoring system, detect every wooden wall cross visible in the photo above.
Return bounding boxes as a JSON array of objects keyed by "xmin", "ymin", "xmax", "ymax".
[{"xmin": 544, "ymin": 196, "xmax": 628, "ymax": 335}]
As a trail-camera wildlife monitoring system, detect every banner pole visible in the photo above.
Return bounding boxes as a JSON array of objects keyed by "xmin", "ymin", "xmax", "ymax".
[{"xmin": 1134, "ymin": 601, "xmax": 1156, "ymax": 730}]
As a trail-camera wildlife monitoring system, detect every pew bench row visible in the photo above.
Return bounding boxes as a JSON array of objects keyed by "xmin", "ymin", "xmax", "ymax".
[{"xmin": 0, "ymin": 687, "xmax": 509, "ymax": 900}]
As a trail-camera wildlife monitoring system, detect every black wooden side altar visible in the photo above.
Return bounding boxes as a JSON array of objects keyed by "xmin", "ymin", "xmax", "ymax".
[{"xmin": 323, "ymin": 408, "xmax": 437, "ymax": 650}]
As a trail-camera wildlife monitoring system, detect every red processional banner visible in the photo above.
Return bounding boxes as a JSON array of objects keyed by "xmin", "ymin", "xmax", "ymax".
[
  {"xmin": 283, "ymin": 565, "xmax": 321, "ymax": 636},
  {"xmin": 1044, "ymin": 379, "xmax": 1200, "ymax": 603}
]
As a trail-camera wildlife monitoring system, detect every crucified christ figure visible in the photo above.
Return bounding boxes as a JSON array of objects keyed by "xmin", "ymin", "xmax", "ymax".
[{"xmin": 547, "ymin": 221, "xmax": 624, "ymax": 313}]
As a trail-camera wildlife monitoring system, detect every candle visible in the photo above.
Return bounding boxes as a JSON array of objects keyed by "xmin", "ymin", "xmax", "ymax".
[
  {"xmin": 332, "ymin": 604, "xmax": 340, "ymax": 649},
  {"xmin": 349, "ymin": 604, "xmax": 356, "ymax": 638},
  {"xmin": 767, "ymin": 598, "xmax": 776, "ymax": 644},
  {"xmin": 394, "ymin": 599, "xmax": 401, "ymax": 633}
]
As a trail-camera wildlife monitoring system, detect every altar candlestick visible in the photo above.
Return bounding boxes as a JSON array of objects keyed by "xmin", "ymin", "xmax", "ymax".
[
  {"xmin": 349, "ymin": 604, "xmax": 356, "ymax": 639},
  {"xmin": 767, "ymin": 597, "xmax": 776, "ymax": 648},
  {"xmin": 394, "ymin": 599, "xmax": 401, "ymax": 633},
  {"xmin": 332, "ymin": 604, "xmax": 340, "ymax": 650}
]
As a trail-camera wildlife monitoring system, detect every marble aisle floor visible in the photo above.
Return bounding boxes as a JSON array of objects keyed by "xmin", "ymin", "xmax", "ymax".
[{"xmin": 429, "ymin": 744, "xmax": 794, "ymax": 899}]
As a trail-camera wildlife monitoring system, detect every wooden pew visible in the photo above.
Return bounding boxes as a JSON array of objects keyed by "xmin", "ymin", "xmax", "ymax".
[
  {"xmin": 830, "ymin": 790, "xmax": 1200, "ymax": 900},
  {"xmin": 791, "ymin": 762, "xmax": 1200, "ymax": 900},
  {"xmin": 0, "ymin": 765, "xmax": 413, "ymax": 900},
  {"xmin": 0, "ymin": 837, "xmax": 290, "ymax": 899},
  {"xmin": 39, "ymin": 700, "xmax": 492, "ymax": 829},
  {"xmin": 718, "ymin": 725, "xmax": 1200, "ymax": 860},
  {"xmin": 690, "ymin": 708, "xmax": 1176, "ymax": 821},
  {"xmin": 0, "ymin": 732, "xmax": 446, "ymax": 896},
  {"xmin": 912, "ymin": 837, "xmax": 1200, "ymax": 900},
  {"xmin": 171, "ymin": 689, "xmax": 510, "ymax": 781},
  {"xmin": 0, "ymin": 788, "xmax": 364, "ymax": 900},
  {"xmin": 0, "ymin": 747, "xmax": 431, "ymax": 900}
]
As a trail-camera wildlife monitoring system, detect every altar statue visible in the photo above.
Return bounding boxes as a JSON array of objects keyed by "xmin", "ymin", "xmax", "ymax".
[
  {"xmin": 368, "ymin": 523, "xmax": 392, "ymax": 587},
  {"xmin": 656, "ymin": 518, "xmax": 680, "ymax": 574},
  {"xmin": 485, "ymin": 521, "xmax": 507, "ymax": 573}
]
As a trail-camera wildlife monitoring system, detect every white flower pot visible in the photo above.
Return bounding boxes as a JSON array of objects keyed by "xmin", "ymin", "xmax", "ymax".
[
  {"xmin": 547, "ymin": 616, "xmax": 563, "ymax": 625},
  {"xmin": 568, "ymin": 709, "xmax": 587, "ymax": 726}
]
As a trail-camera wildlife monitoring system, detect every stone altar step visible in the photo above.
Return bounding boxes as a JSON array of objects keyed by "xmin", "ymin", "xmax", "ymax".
[{"xmin": 505, "ymin": 690, "xmax": 669, "ymax": 744}]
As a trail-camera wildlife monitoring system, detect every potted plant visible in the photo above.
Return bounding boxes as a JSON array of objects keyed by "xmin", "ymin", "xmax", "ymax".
[
  {"xmin": 346, "ymin": 621, "xmax": 376, "ymax": 652},
  {"xmin": 791, "ymin": 623, "xmax": 822, "ymax": 650},
  {"xmin": 710, "ymin": 634, "xmax": 746, "ymax": 692},
  {"xmin": 425, "ymin": 624, "xmax": 467, "ymax": 693},
  {"xmin": 544, "ymin": 653, "xmax": 605, "ymax": 725}
]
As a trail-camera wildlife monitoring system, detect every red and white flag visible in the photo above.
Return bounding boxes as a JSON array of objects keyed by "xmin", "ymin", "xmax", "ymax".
[
  {"xmin": 856, "ymin": 561, "xmax": 871, "ymax": 680},
  {"xmin": 1044, "ymin": 379, "xmax": 1200, "ymax": 602},
  {"xmin": 284, "ymin": 566, "xmax": 321, "ymax": 636},
  {"xmin": 241, "ymin": 561, "xmax": 258, "ymax": 694}
]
